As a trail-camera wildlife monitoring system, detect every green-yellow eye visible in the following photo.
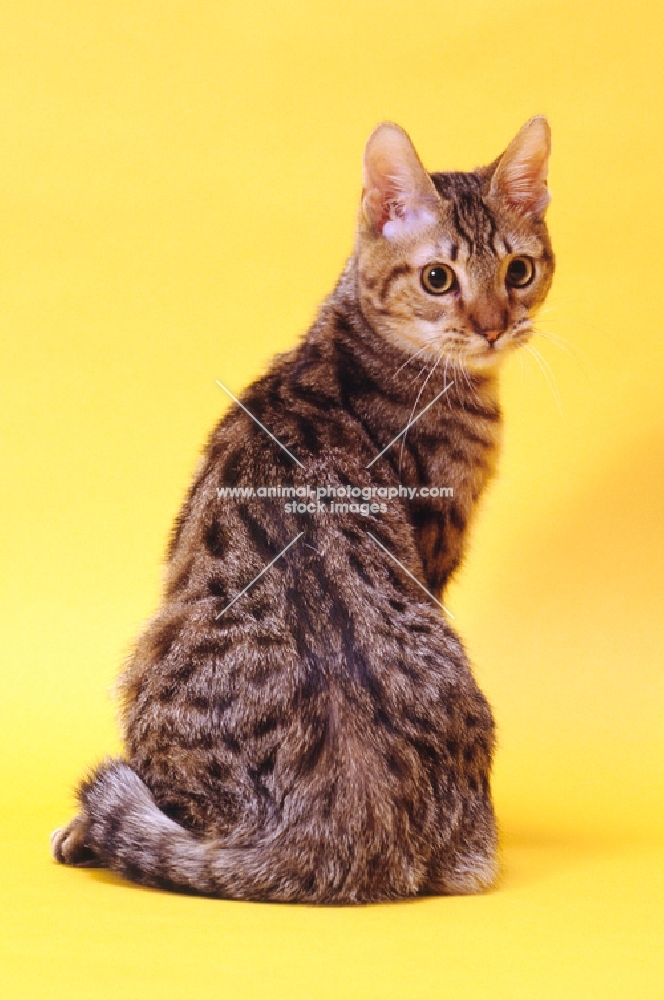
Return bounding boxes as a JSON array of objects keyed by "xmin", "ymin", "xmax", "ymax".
[
  {"xmin": 421, "ymin": 263, "xmax": 456, "ymax": 295},
  {"xmin": 506, "ymin": 256, "xmax": 534, "ymax": 288}
]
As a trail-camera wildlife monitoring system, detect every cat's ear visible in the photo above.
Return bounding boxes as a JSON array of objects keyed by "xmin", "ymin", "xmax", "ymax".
[
  {"xmin": 489, "ymin": 116, "xmax": 551, "ymax": 217},
  {"xmin": 362, "ymin": 123, "xmax": 440, "ymax": 238}
]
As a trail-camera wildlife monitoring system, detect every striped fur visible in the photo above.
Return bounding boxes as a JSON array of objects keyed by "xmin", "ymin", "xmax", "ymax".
[{"xmin": 52, "ymin": 119, "xmax": 554, "ymax": 903}]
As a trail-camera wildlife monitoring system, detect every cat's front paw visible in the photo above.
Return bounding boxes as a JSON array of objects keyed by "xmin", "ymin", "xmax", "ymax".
[{"xmin": 51, "ymin": 814, "xmax": 100, "ymax": 867}]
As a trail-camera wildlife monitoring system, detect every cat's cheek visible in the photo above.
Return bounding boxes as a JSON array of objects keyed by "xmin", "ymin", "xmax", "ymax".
[
  {"xmin": 388, "ymin": 323, "xmax": 439, "ymax": 356},
  {"xmin": 410, "ymin": 318, "xmax": 453, "ymax": 351}
]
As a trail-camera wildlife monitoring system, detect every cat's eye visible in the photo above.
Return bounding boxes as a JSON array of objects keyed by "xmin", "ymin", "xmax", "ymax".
[
  {"xmin": 421, "ymin": 263, "xmax": 457, "ymax": 295},
  {"xmin": 505, "ymin": 256, "xmax": 534, "ymax": 288}
]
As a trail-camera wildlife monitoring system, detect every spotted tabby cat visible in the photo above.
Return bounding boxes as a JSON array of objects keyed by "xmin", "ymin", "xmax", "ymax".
[{"xmin": 52, "ymin": 118, "xmax": 554, "ymax": 902}]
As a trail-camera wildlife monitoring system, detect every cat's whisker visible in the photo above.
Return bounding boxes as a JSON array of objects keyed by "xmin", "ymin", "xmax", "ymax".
[
  {"xmin": 510, "ymin": 318, "xmax": 532, "ymax": 338},
  {"xmin": 409, "ymin": 361, "xmax": 432, "ymax": 387},
  {"xmin": 517, "ymin": 345, "xmax": 527, "ymax": 379},
  {"xmin": 392, "ymin": 345, "xmax": 429, "ymax": 381},
  {"xmin": 536, "ymin": 297, "xmax": 617, "ymax": 348},
  {"xmin": 534, "ymin": 326, "xmax": 569, "ymax": 348},
  {"xmin": 443, "ymin": 353, "xmax": 453, "ymax": 410},
  {"xmin": 398, "ymin": 351, "xmax": 444, "ymax": 476},
  {"xmin": 534, "ymin": 328, "xmax": 577, "ymax": 359},
  {"xmin": 523, "ymin": 341, "xmax": 563, "ymax": 415},
  {"xmin": 458, "ymin": 352, "xmax": 483, "ymax": 409},
  {"xmin": 534, "ymin": 304, "xmax": 557, "ymax": 318},
  {"xmin": 453, "ymin": 353, "xmax": 468, "ymax": 411},
  {"xmin": 451, "ymin": 356, "xmax": 463, "ymax": 411},
  {"xmin": 533, "ymin": 325, "xmax": 594, "ymax": 375},
  {"xmin": 467, "ymin": 363, "xmax": 483, "ymax": 407}
]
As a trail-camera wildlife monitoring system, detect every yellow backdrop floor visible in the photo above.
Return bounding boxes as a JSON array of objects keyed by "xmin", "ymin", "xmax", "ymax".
[{"xmin": 3, "ymin": 829, "xmax": 663, "ymax": 999}]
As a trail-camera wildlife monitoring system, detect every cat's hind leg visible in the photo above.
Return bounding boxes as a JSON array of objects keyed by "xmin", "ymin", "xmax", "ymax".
[
  {"xmin": 51, "ymin": 813, "xmax": 101, "ymax": 867},
  {"xmin": 424, "ymin": 793, "xmax": 499, "ymax": 895}
]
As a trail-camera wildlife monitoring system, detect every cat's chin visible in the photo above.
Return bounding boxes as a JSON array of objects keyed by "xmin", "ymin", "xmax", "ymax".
[
  {"xmin": 461, "ymin": 349, "xmax": 511, "ymax": 373},
  {"xmin": 463, "ymin": 335, "xmax": 530, "ymax": 372}
]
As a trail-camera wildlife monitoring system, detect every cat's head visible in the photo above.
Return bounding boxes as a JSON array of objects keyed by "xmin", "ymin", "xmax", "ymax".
[{"xmin": 355, "ymin": 118, "xmax": 554, "ymax": 370}]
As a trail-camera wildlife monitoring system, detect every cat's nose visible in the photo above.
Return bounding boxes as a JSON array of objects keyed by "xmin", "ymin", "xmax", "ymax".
[{"xmin": 468, "ymin": 304, "xmax": 508, "ymax": 343}]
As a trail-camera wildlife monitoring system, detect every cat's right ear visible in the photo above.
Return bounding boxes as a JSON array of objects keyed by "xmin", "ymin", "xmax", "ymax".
[{"xmin": 362, "ymin": 123, "xmax": 440, "ymax": 239}]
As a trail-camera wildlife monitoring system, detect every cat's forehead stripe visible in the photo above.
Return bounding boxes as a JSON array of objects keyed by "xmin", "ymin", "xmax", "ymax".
[
  {"xmin": 430, "ymin": 172, "xmax": 500, "ymax": 258},
  {"xmin": 454, "ymin": 195, "xmax": 499, "ymax": 257}
]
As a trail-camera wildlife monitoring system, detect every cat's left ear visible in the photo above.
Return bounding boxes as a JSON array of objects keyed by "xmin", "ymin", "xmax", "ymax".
[
  {"xmin": 489, "ymin": 116, "xmax": 551, "ymax": 217},
  {"xmin": 362, "ymin": 123, "xmax": 440, "ymax": 238}
]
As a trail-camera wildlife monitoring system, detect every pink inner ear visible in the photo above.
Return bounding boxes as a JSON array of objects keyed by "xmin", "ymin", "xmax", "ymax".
[
  {"xmin": 362, "ymin": 123, "xmax": 439, "ymax": 236},
  {"xmin": 491, "ymin": 118, "xmax": 551, "ymax": 216},
  {"xmin": 368, "ymin": 173, "xmax": 436, "ymax": 236},
  {"xmin": 502, "ymin": 160, "xmax": 550, "ymax": 214},
  {"xmin": 363, "ymin": 173, "xmax": 407, "ymax": 231}
]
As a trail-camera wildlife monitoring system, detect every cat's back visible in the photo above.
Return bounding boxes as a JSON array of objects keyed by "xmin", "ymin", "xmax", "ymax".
[{"xmin": 119, "ymin": 377, "xmax": 486, "ymax": 868}]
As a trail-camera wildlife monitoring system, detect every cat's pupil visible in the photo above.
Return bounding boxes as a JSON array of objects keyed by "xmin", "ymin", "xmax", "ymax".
[{"xmin": 429, "ymin": 268, "xmax": 447, "ymax": 287}]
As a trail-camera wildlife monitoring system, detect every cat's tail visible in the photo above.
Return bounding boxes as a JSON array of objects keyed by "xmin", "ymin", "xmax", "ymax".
[{"xmin": 61, "ymin": 758, "xmax": 307, "ymax": 902}]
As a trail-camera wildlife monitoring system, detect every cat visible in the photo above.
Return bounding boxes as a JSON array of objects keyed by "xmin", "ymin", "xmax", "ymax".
[{"xmin": 51, "ymin": 117, "xmax": 554, "ymax": 903}]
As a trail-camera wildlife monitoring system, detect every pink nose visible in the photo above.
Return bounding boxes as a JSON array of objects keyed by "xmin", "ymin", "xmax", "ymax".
[{"xmin": 484, "ymin": 330, "xmax": 501, "ymax": 344}]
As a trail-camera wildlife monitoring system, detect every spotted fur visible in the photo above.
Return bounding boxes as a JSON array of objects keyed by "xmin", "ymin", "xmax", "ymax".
[{"xmin": 52, "ymin": 118, "xmax": 554, "ymax": 903}]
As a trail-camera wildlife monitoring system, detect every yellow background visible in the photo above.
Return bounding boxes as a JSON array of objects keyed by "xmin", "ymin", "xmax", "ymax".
[{"xmin": 1, "ymin": 1, "xmax": 663, "ymax": 997}]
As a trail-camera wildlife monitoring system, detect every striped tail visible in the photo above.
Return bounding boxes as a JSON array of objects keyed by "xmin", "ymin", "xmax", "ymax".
[{"xmin": 64, "ymin": 759, "xmax": 306, "ymax": 901}]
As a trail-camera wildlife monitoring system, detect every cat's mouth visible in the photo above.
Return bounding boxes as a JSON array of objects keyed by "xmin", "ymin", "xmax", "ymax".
[{"xmin": 462, "ymin": 324, "xmax": 533, "ymax": 368}]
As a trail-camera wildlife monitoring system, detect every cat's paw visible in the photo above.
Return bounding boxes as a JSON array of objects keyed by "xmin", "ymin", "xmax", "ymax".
[{"xmin": 51, "ymin": 814, "xmax": 100, "ymax": 867}]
